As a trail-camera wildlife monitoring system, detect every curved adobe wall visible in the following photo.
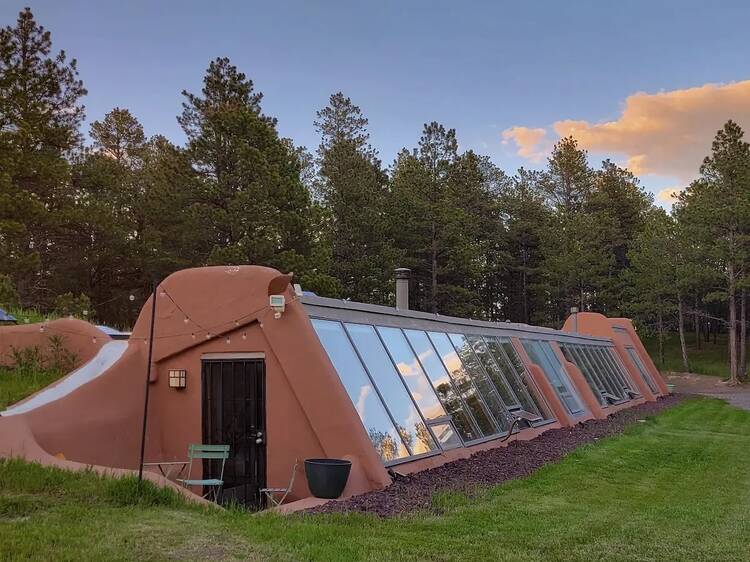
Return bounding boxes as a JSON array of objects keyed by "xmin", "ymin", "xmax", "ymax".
[
  {"xmin": 561, "ymin": 312, "xmax": 667, "ymax": 398},
  {"xmin": 0, "ymin": 318, "xmax": 108, "ymax": 368},
  {"xmin": 0, "ymin": 266, "xmax": 389, "ymax": 501}
]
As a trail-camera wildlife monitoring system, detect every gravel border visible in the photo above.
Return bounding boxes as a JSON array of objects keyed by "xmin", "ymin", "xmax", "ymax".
[{"xmin": 307, "ymin": 395, "xmax": 684, "ymax": 517}]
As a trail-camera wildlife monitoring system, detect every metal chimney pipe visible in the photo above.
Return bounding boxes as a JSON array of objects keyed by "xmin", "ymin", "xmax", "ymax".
[{"xmin": 394, "ymin": 268, "xmax": 411, "ymax": 310}]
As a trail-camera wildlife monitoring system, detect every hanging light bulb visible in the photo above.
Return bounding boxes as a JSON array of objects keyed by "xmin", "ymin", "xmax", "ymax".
[
  {"xmin": 183, "ymin": 317, "xmax": 189, "ymax": 324},
  {"xmin": 226, "ymin": 337, "xmax": 231, "ymax": 344},
  {"xmin": 39, "ymin": 325, "xmax": 45, "ymax": 333},
  {"xmin": 129, "ymin": 294, "xmax": 135, "ymax": 302},
  {"xmin": 160, "ymin": 290, "xmax": 166, "ymax": 297},
  {"xmin": 205, "ymin": 333, "xmax": 211, "ymax": 340},
  {"xmin": 234, "ymin": 320, "xmax": 239, "ymax": 327},
  {"xmin": 191, "ymin": 333, "xmax": 196, "ymax": 340},
  {"xmin": 242, "ymin": 332, "xmax": 247, "ymax": 340},
  {"xmin": 92, "ymin": 337, "xmax": 97, "ymax": 344}
]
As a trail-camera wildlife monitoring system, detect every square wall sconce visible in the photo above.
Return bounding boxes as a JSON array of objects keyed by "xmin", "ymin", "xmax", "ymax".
[{"xmin": 168, "ymin": 369, "xmax": 187, "ymax": 389}]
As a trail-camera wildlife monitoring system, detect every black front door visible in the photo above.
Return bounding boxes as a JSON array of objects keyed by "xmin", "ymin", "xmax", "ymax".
[{"xmin": 201, "ymin": 358, "xmax": 266, "ymax": 508}]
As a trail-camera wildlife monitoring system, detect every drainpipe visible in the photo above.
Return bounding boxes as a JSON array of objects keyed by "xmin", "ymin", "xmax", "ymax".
[{"xmin": 395, "ymin": 268, "xmax": 411, "ymax": 310}]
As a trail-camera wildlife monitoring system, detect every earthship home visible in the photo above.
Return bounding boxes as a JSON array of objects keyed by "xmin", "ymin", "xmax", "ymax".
[{"xmin": 0, "ymin": 266, "xmax": 668, "ymax": 510}]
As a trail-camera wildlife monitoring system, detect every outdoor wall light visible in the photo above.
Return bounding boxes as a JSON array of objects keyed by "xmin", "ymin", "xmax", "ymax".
[
  {"xmin": 270, "ymin": 294, "xmax": 286, "ymax": 319},
  {"xmin": 168, "ymin": 369, "xmax": 187, "ymax": 389}
]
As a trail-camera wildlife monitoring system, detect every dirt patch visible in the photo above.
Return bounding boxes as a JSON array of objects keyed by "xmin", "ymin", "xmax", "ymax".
[
  {"xmin": 307, "ymin": 396, "xmax": 684, "ymax": 518},
  {"xmin": 665, "ymin": 372, "xmax": 750, "ymax": 411}
]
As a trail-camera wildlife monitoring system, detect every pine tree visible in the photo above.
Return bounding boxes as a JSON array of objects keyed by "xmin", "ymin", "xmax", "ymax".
[
  {"xmin": 587, "ymin": 160, "xmax": 653, "ymax": 314},
  {"xmin": 676, "ymin": 120, "xmax": 750, "ymax": 383},
  {"xmin": 0, "ymin": 8, "xmax": 86, "ymax": 306},
  {"xmin": 390, "ymin": 123, "xmax": 489, "ymax": 316},
  {"xmin": 498, "ymin": 168, "xmax": 550, "ymax": 324},
  {"xmin": 179, "ymin": 58, "xmax": 320, "ymax": 284},
  {"xmin": 314, "ymin": 93, "xmax": 393, "ymax": 303}
]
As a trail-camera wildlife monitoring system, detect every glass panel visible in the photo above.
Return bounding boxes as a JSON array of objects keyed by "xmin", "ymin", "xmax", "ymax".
[
  {"xmin": 376, "ymin": 327, "xmax": 447, "ymax": 423},
  {"xmin": 312, "ymin": 319, "xmax": 409, "ymax": 462},
  {"xmin": 402, "ymin": 329, "xmax": 479, "ymax": 442},
  {"xmin": 626, "ymin": 347, "xmax": 658, "ymax": 393},
  {"xmin": 467, "ymin": 335, "xmax": 522, "ymax": 409},
  {"xmin": 493, "ymin": 339, "xmax": 550, "ymax": 418},
  {"xmin": 450, "ymin": 334, "xmax": 510, "ymax": 432},
  {"xmin": 562, "ymin": 344, "xmax": 607, "ymax": 405},
  {"xmin": 429, "ymin": 422, "xmax": 461, "ymax": 449},
  {"xmin": 522, "ymin": 340, "xmax": 584, "ymax": 415},
  {"xmin": 345, "ymin": 323, "xmax": 438, "ymax": 455},
  {"xmin": 427, "ymin": 331, "xmax": 499, "ymax": 437},
  {"xmin": 601, "ymin": 348, "xmax": 636, "ymax": 392},
  {"xmin": 585, "ymin": 347, "xmax": 624, "ymax": 399}
]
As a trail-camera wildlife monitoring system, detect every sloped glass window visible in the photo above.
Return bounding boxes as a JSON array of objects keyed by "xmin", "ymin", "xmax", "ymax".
[
  {"xmin": 466, "ymin": 335, "xmax": 521, "ymax": 410},
  {"xmin": 403, "ymin": 329, "xmax": 479, "ymax": 443},
  {"xmin": 428, "ymin": 331, "xmax": 499, "ymax": 438},
  {"xmin": 583, "ymin": 346, "xmax": 625, "ymax": 399},
  {"xmin": 312, "ymin": 319, "xmax": 409, "ymax": 462},
  {"xmin": 450, "ymin": 334, "xmax": 511, "ymax": 432},
  {"xmin": 522, "ymin": 340, "xmax": 584, "ymax": 415},
  {"xmin": 626, "ymin": 346, "xmax": 658, "ymax": 393},
  {"xmin": 491, "ymin": 338, "xmax": 551, "ymax": 419},
  {"xmin": 599, "ymin": 348, "xmax": 637, "ymax": 393},
  {"xmin": 561, "ymin": 344, "xmax": 609, "ymax": 405},
  {"xmin": 345, "ymin": 323, "xmax": 438, "ymax": 455}
]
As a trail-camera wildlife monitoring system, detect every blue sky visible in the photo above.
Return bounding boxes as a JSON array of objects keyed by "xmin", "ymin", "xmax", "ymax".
[{"xmin": 5, "ymin": 1, "xmax": 750, "ymax": 202}]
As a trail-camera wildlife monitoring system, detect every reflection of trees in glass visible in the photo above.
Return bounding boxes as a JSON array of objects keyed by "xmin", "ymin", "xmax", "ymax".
[
  {"xmin": 396, "ymin": 423, "xmax": 414, "ymax": 454},
  {"xmin": 434, "ymin": 381, "xmax": 476, "ymax": 440},
  {"xmin": 496, "ymin": 340, "xmax": 546, "ymax": 417},
  {"xmin": 415, "ymin": 421, "xmax": 433, "ymax": 452},
  {"xmin": 368, "ymin": 428, "xmax": 400, "ymax": 462}
]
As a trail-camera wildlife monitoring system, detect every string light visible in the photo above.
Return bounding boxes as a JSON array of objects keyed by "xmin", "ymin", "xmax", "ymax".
[
  {"xmin": 92, "ymin": 337, "xmax": 97, "ymax": 344},
  {"xmin": 23, "ymin": 291, "xmax": 300, "ymax": 345},
  {"xmin": 225, "ymin": 337, "xmax": 231, "ymax": 344}
]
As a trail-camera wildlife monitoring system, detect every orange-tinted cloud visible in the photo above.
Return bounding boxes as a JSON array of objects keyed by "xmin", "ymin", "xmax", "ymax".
[
  {"xmin": 503, "ymin": 80, "xmax": 750, "ymax": 180},
  {"xmin": 656, "ymin": 187, "xmax": 683, "ymax": 204},
  {"xmin": 501, "ymin": 126, "xmax": 549, "ymax": 162}
]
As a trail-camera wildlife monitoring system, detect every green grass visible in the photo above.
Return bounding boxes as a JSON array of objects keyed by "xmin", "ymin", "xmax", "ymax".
[
  {"xmin": 3, "ymin": 307, "xmax": 56, "ymax": 325},
  {"xmin": 2, "ymin": 398, "xmax": 750, "ymax": 561},
  {"xmin": 0, "ymin": 366, "xmax": 64, "ymax": 410},
  {"xmin": 642, "ymin": 332, "xmax": 735, "ymax": 378}
]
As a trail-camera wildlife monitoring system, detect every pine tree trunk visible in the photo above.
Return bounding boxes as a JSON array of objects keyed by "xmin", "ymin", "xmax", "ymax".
[
  {"xmin": 728, "ymin": 265, "xmax": 738, "ymax": 385},
  {"xmin": 657, "ymin": 309, "xmax": 665, "ymax": 368},
  {"xmin": 694, "ymin": 298, "xmax": 701, "ymax": 351},
  {"xmin": 678, "ymin": 295, "xmax": 690, "ymax": 372},
  {"xmin": 740, "ymin": 289, "xmax": 747, "ymax": 380},
  {"xmin": 430, "ymin": 223, "xmax": 438, "ymax": 314}
]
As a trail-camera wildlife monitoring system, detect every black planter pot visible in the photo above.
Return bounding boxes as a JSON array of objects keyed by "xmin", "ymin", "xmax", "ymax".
[{"xmin": 304, "ymin": 458, "xmax": 352, "ymax": 499}]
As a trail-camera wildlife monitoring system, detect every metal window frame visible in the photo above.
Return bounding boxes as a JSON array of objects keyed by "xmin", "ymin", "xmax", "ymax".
[
  {"xmin": 423, "ymin": 330, "xmax": 500, "ymax": 440},
  {"xmin": 311, "ymin": 318, "xmax": 415, "ymax": 464},
  {"xmin": 524, "ymin": 339, "xmax": 585, "ymax": 416},
  {"xmin": 496, "ymin": 337, "xmax": 556, "ymax": 422},
  {"xmin": 447, "ymin": 332, "xmax": 512, "ymax": 434}
]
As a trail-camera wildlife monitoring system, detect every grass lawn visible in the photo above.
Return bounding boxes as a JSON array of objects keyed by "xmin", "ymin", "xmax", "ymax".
[
  {"xmin": 642, "ymin": 332, "xmax": 735, "ymax": 379},
  {"xmin": 2, "ymin": 397, "xmax": 750, "ymax": 561},
  {"xmin": 0, "ymin": 366, "xmax": 64, "ymax": 410}
]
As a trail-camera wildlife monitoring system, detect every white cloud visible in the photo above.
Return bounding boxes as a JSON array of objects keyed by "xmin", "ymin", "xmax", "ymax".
[{"xmin": 503, "ymin": 80, "xmax": 750, "ymax": 181}]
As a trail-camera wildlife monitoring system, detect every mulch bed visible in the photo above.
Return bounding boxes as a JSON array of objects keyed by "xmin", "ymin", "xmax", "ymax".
[{"xmin": 307, "ymin": 395, "xmax": 684, "ymax": 517}]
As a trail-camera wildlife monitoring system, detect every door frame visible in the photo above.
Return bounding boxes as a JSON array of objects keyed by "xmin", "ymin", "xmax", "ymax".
[{"xmin": 200, "ymin": 356, "xmax": 267, "ymax": 508}]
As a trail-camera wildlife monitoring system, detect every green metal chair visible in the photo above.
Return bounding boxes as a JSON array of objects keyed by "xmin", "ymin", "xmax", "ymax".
[{"xmin": 177, "ymin": 444, "xmax": 230, "ymax": 502}]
